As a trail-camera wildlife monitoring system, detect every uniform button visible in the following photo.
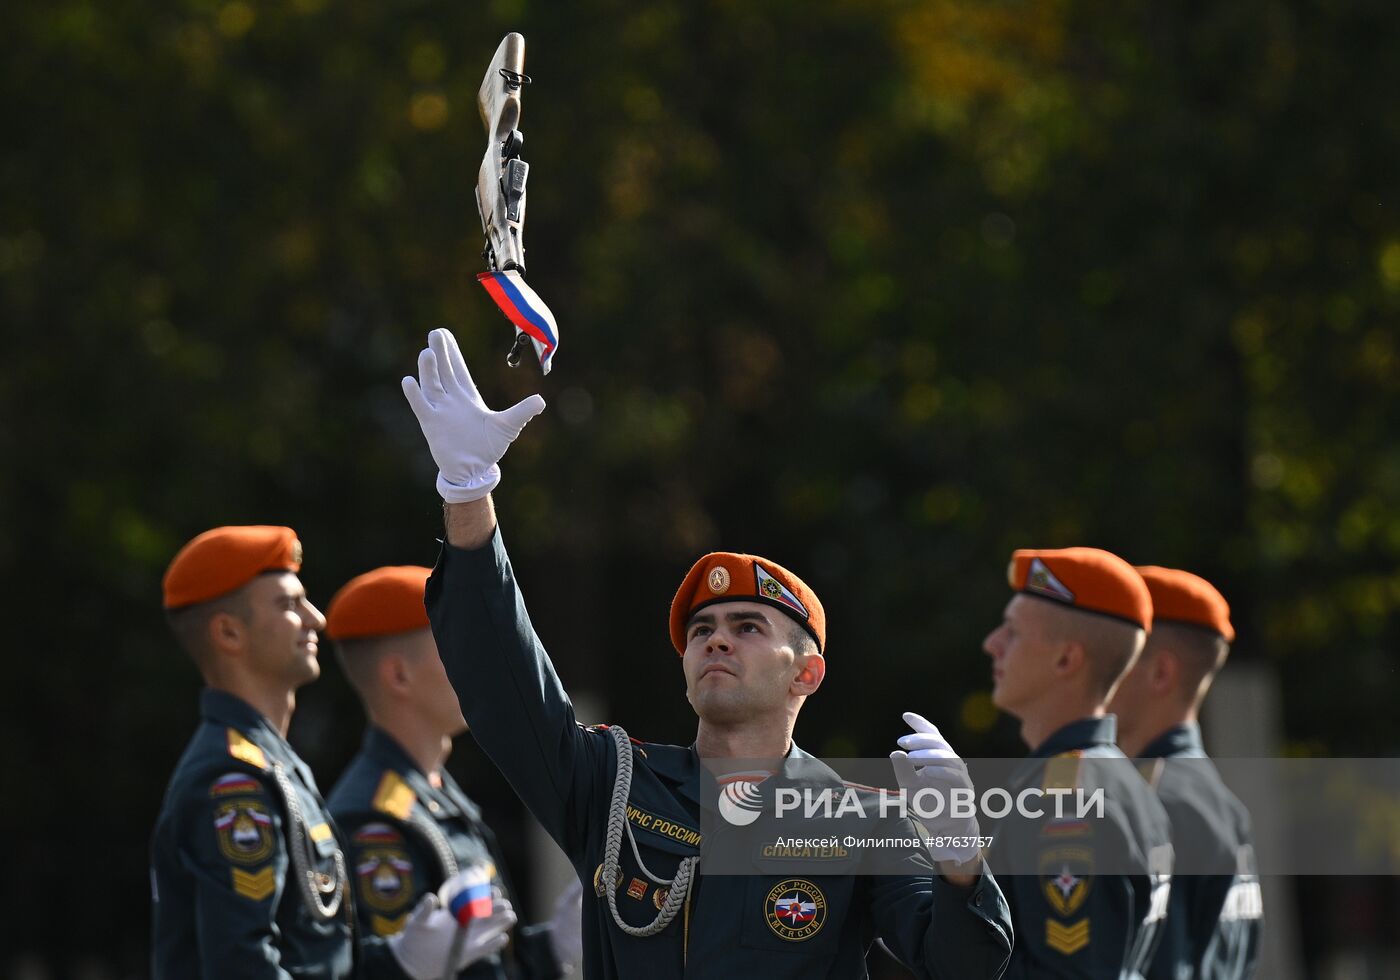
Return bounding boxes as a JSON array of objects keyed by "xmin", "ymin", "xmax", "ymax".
[{"xmin": 427, "ymin": 800, "xmax": 441, "ymax": 813}]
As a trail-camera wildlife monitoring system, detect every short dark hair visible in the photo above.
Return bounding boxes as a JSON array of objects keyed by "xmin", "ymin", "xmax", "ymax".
[
  {"xmin": 1149, "ymin": 622, "xmax": 1230, "ymax": 705},
  {"xmin": 165, "ymin": 589, "xmax": 253, "ymax": 671},
  {"xmin": 335, "ymin": 635, "xmax": 394, "ymax": 701},
  {"xmin": 1037, "ymin": 600, "xmax": 1146, "ymax": 700},
  {"xmin": 785, "ymin": 618, "xmax": 820, "ymax": 658}
]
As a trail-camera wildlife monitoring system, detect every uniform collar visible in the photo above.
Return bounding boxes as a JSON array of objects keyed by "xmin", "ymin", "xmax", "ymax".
[
  {"xmin": 638, "ymin": 741, "xmax": 702, "ymax": 804},
  {"xmin": 1030, "ymin": 715, "xmax": 1118, "ymax": 758},
  {"xmin": 364, "ymin": 726, "xmax": 478, "ymax": 820},
  {"xmin": 644, "ymin": 738, "xmax": 836, "ymax": 811},
  {"xmin": 200, "ymin": 688, "xmax": 315, "ymax": 784},
  {"xmin": 200, "ymin": 687, "xmax": 292, "ymax": 755},
  {"xmin": 364, "ymin": 725, "xmax": 424, "ymax": 776},
  {"xmin": 1138, "ymin": 722, "xmax": 1205, "ymax": 760}
]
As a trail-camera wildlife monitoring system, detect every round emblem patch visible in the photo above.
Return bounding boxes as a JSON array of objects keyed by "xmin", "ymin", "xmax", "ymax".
[
  {"xmin": 761, "ymin": 578, "xmax": 783, "ymax": 601},
  {"xmin": 593, "ymin": 863, "xmax": 623, "ymax": 897},
  {"xmin": 214, "ymin": 800, "xmax": 274, "ymax": 864},
  {"xmin": 356, "ymin": 847, "xmax": 415, "ymax": 912},
  {"xmin": 653, "ymin": 886, "xmax": 669, "ymax": 909},
  {"xmin": 707, "ymin": 566, "xmax": 731, "ymax": 594},
  {"xmin": 764, "ymin": 878, "xmax": 827, "ymax": 941}
]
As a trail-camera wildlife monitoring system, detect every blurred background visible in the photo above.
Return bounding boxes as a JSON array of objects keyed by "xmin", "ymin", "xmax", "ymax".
[{"xmin": 4, "ymin": 0, "xmax": 1399, "ymax": 976}]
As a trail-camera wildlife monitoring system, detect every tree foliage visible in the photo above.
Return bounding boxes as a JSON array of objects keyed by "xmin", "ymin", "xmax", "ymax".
[{"xmin": 3, "ymin": 0, "xmax": 1398, "ymax": 971}]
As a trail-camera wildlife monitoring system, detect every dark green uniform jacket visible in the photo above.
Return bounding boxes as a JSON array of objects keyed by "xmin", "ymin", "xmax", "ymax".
[
  {"xmin": 1139, "ymin": 724, "xmax": 1261, "ymax": 980},
  {"xmin": 989, "ymin": 717, "xmax": 1175, "ymax": 979},
  {"xmin": 150, "ymin": 689, "xmax": 405, "ymax": 979},
  {"xmin": 327, "ymin": 726, "xmax": 565, "ymax": 980},
  {"xmin": 425, "ymin": 528, "xmax": 1013, "ymax": 979}
]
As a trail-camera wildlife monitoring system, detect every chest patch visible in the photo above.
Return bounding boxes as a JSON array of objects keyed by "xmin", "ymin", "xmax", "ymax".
[{"xmin": 764, "ymin": 878, "xmax": 827, "ymax": 941}]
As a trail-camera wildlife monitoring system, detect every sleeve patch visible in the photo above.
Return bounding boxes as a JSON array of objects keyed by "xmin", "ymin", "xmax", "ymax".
[
  {"xmin": 1043, "ymin": 751, "xmax": 1082, "ymax": 790},
  {"xmin": 210, "ymin": 772, "xmax": 265, "ymax": 797},
  {"xmin": 215, "ymin": 799, "xmax": 276, "ymax": 864},
  {"xmin": 353, "ymin": 821, "xmax": 406, "ymax": 845},
  {"xmin": 1039, "ymin": 845, "xmax": 1092, "ymax": 916},
  {"xmin": 371, "ymin": 912, "xmax": 409, "ymax": 936},
  {"xmin": 1045, "ymin": 917, "xmax": 1089, "ymax": 955},
  {"xmin": 356, "ymin": 844, "xmax": 416, "ymax": 914},
  {"xmin": 231, "ymin": 865, "xmax": 277, "ymax": 901},
  {"xmin": 371, "ymin": 772, "xmax": 416, "ymax": 820},
  {"xmin": 226, "ymin": 729, "xmax": 268, "ymax": 770}
]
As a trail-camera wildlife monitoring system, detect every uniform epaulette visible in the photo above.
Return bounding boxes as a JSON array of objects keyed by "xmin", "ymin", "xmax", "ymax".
[
  {"xmin": 584, "ymin": 723, "xmax": 644, "ymax": 746},
  {"xmin": 842, "ymin": 780, "xmax": 884, "ymax": 794},
  {"xmin": 1044, "ymin": 750, "xmax": 1083, "ymax": 791},
  {"xmin": 227, "ymin": 729, "xmax": 268, "ymax": 770},
  {"xmin": 1136, "ymin": 758, "xmax": 1165, "ymax": 789},
  {"xmin": 372, "ymin": 771, "xmax": 416, "ymax": 820}
]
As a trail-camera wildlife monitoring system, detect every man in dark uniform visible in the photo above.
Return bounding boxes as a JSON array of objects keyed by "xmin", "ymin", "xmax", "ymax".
[
  {"xmin": 976, "ymin": 547, "xmax": 1175, "ymax": 978},
  {"xmin": 1108, "ymin": 567, "xmax": 1262, "ymax": 979},
  {"xmin": 399, "ymin": 328, "xmax": 1014, "ymax": 978},
  {"xmin": 324, "ymin": 565, "xmax": 581, "ymax": 978},
  {"xmin": 151, "ymin": 525, "xmax": 514, "ymax": 980}
]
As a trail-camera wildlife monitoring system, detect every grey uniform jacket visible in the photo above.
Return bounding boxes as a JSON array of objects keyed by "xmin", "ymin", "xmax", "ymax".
[{"xmin": 425, "ymin": 528, "xmax": 1014, "ymax": 979}]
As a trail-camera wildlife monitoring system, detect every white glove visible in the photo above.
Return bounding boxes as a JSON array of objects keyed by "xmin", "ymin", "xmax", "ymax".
[
  {"xmin": 545, "ymin": 876, "xmax": 584, "ymax": 969},
  {"xmin": 387, "ymin": 892, "xmax": 517, "ymax": 980},
  {"xmin": 401, "ymin": 327, "xmax": 546, "ymax": 502},
  {"xmin": 889, "ymin": 711, "xmax": 982, "ymax": 864}
]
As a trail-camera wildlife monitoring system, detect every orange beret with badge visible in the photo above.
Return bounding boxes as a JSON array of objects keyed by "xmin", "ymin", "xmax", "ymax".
[
  {"xmin": 1135, "ymin": 566, "xmax": 1234, "ymax": 642},
  {"xmin": 1007, "ymin": 547, "xmax": 1152, "ymax": 630},
  {"xmin": 163, "ymin": 525, "xmax": 303, "ymax": 610},
  {"xmin": 669, "ymin": 553, "xmax": 825, "ymax": 655},
  {"xmin": 325, "ymin": 566, "xmax": 432, "ymax": 641}
]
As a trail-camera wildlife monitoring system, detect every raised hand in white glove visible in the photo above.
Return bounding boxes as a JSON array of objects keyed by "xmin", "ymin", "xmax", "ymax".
[
  {"xmin": 545, "ymin": 876, "xmax": 584, "ymax": 969},
  {"xmin": 386, "ymin": 891, "xmax": 511, "ymax": 980},
  {"xmin": 401, "ymin": 327, "xmax": 546, "ymax": 502},
  {"xmin": 889, "ymin": 711, "xmax": 982, "ymax": 865}
]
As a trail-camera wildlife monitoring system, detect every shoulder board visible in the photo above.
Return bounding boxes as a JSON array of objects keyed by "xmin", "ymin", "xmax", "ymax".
[
  {"xmin": 372, "ymin": 771, "xmax": 416, "ymax": 820},
  {"xmin": 226, "ymin": 729, "xmax": 268, "ymax": 770},
  {"xmin": 1044, "ymin": 750, "xmax": 1083, "ymax": 791},
  {"xmin": 842, "ymin": 780, "xmax": 884, "ymax": 794},
  {"xmin": 1137, "ymin": 758, "xmax": 1166, "ymax": 789},
  {"xmin": 583, "ymin": 723, "xmax": 645, "ymax": 747}
]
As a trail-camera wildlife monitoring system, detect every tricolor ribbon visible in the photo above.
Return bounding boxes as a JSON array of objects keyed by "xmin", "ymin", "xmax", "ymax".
[
  {"xmin": 476, "ymin": 269, "xmax": 559, "ymax": 374},
  {"xmin": 441, "ymin": 866, "xmax": 494, "ymax": 925}
]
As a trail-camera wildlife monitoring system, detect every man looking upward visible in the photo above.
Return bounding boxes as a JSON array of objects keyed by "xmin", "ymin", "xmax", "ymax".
[{"xmin": 398, "ymin": 328, "xmax": 1014, "ymax": 978}]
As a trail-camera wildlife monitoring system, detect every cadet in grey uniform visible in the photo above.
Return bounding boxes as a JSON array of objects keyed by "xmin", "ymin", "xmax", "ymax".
[
  {"xmin": 151, "ymin": 526, "xmax": 513, "ymax": 980},
  {"xmin": 1109, "ymin": 566, "xmax": 1261, "ymax": 979},
  {"xmin": 323, "ymin": 564, "xmax": 579, "ymax": 979},
  {"xmin": 977, "ymin": 548, "xmax": 1175, "ymax": 979},
  {"xmin": 399, "ymin": 327, "xmax": 1014, "ymax": 979}
]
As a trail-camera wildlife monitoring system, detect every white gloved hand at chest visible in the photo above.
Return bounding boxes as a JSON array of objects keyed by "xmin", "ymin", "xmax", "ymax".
[{"xmin": 388, "ymin": 888, "xmax": 517, "ymax": 980}]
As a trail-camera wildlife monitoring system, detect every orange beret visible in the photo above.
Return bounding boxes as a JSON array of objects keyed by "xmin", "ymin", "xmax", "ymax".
[
  {"xmin": 669, "ymin": 553, "xmax": 825, "ymax": 655},
  {"xmin": 325, "ymin": 566, "xmax": 432, "ymax": 640},
  {"xmin": 1007, "ymin": 547, "xmax": 1152, "ymax": 629},
  {"xmin": 163, "ymin": 526, "xmax": 303, "ymax": 609},
  {"xmin": 1135, "ymin": 566, "xmax": 1234, "ymax": 642}
]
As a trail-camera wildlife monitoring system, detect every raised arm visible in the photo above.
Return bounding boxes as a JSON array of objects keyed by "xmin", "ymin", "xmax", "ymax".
[{"xmin": 403, "ymin": 329, "xmax": 611, "ymax": 857}]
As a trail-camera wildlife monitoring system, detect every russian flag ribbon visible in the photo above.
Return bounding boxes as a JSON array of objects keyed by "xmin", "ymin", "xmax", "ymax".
[
  {"xmin": 477, "ymin": 270, "xmax": 559, "ymax": 374},
  {"xmin": 442, "ymin": 866, "xmax": 494, "ymax": 926}
]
